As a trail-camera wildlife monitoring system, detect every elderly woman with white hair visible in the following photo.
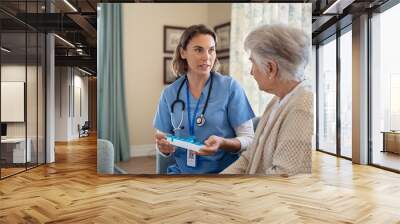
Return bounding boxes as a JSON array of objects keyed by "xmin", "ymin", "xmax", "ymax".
[{"xmin": 221, "ymin": 24, "xmax": 314, "ymax": 176}]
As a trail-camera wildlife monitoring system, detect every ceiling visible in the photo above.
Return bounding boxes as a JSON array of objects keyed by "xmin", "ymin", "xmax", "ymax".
[
  {"xmin": 0, "ymin": 0, "xmax": 394, "ymax": 75},
  {"xmin": 0, "ymin": 0, "xmax": 98, "ymax": 74}
]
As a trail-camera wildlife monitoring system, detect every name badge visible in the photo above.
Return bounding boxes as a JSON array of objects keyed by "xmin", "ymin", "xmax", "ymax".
[{"xmin": 187, "ymin": 150, "xmax": 196, "ymax": 167}]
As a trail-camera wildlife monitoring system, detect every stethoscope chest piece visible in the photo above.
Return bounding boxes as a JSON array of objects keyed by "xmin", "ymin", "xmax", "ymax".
[
  {"xmin": 170, "ymin": 73, "xmax": 214, "ymax": 130},
  {"xmin": 196, "ymin": 114, "xmax": 206, "ymax": 127}
]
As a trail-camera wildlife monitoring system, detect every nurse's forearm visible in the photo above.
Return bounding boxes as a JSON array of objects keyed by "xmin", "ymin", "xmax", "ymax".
[{"xmin": 221, "ymin": 138, "xmax": 242, "ymax": 153}]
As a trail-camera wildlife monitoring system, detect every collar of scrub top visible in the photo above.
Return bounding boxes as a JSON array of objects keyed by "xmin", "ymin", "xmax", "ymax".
[{"xmin": 170, "ymin": 72, "xmax": 214, "ymax": 133}]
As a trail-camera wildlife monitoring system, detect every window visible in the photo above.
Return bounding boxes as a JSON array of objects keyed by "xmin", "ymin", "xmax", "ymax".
[
  {"xmin": 317, "ymin": 37, "xmax": 337, "ymax": 154},
  {"xmin": 0, "ymin": 1, "xmax": 47, "ymax": 179},
  {"xmin": 340, "ymin": 28, "xmax": 352, "ymax": 158},
  {"xmin": 230, "ymin": 3, "xmax": 312, "ymax": 116},
  {"xmin": 370, "ymin": 2, "xmax": 400, "ymax": 171}
]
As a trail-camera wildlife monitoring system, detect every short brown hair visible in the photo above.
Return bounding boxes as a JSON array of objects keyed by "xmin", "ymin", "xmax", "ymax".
[{"xmin": 172, "ymin": 24, "xmax": 220, "ymax": 76}]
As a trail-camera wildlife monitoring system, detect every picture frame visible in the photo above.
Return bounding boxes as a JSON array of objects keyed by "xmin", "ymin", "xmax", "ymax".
[
  {"xmin": 214, "ymin": 22, "xmax": 230, "ymax": 53},
  {"xmin": 163, "ymin": 26, "xmax": 186, "ymax": 53},
  {"xmin": 164, "ymin": 57, "xmax": 176, "ymax": 84},
  {"xmin": 218, "ymin": 56, "xmax": 229, "ymax": 76}
]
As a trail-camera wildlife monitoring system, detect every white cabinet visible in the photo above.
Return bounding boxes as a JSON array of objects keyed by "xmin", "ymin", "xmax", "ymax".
[{"xmin": 1, "ymin": 138, "xmax": 32, "ymax": 163}]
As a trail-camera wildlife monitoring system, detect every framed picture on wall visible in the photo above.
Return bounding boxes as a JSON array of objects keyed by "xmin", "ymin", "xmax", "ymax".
[
  {"xmin": 164, "ymin": 26, "xmax": 186, "ymax": 53},
  {"xmin": 218, "ymin": 56, "xmax": 229, "ymax": 76},
  {"xmin": 214, "ymin": 22, "xmax": 230, "ymax": 53},
  {"xmin": 164, "ymin": 57, "xmax": 176, "ymax": 84}
]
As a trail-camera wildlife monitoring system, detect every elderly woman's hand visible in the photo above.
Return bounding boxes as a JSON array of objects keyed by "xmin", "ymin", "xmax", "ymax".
[{"xmin": 197, "ymin": 135, "xmax": 224, "ymax": 156}]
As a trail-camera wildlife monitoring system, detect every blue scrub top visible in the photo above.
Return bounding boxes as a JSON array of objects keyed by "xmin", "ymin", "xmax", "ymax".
[{"xmin": 153, "ymin": 72, "xmax": 255, "ymax": 174}]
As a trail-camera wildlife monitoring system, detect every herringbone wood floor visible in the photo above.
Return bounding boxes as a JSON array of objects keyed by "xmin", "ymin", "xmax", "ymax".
[{"xmin": 1, "ymin": 135, "xmax": 400, "ymax": 223}]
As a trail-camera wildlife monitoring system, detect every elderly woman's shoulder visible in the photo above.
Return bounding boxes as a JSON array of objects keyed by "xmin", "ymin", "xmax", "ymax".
[
  {"xmin": 291, "ymin": 85, "xmax": 314, "ymax": 111},
  {"xmin": 299, "ymin": 84, "xmax": 314, "ymax": 99}
]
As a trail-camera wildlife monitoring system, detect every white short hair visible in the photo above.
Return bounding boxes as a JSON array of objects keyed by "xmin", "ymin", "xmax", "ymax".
[{"xmin": 244, "ymin": 24, "xmax": 310, "ymax": 81}]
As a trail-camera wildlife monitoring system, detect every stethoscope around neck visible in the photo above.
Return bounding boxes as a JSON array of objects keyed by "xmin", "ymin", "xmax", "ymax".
[{"xmin": 170, "ymin": 73, "xmax": 214, "ymax": 132}]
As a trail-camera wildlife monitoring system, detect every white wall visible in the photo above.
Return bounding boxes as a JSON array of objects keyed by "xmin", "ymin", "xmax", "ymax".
[
  {"xmin": 72, "ymin": 73, "xmax": 89, "ymax": 137},
  {"xmin": 1, "ymin": 65, "xmax": 27, "ymax": 139},
  {"xmin": 207, "ymin": 3, "xmax": 231, "ymax": 28},
  {"xmin": 55, "ymin": 67, "xmax": 69, "ymax": 141},
  {"xmin": 122, "ymin": 3, "xmax": 231, "ymax": 157},
  {"xmin": 54, "ymin": 67, "xmax": 89, "ymax": 141},
  {"xmin": 1, "ymin": 65, "xmax": 41, "ymax": 137}
]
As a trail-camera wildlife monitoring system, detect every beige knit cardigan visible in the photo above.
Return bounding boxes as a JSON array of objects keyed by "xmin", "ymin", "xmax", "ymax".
[{"xmin": 221, "ymin": 84, "xmax": 314, "ymax": 176}]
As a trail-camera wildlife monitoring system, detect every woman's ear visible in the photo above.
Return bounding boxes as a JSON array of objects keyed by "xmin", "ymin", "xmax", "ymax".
[
  {"xmin": 267, "ymin": 60, "xmax": 279, "ymax": 80},
  {"xmin": 180, "ymin": 48, "xmax": 186, "ymax": 59}
]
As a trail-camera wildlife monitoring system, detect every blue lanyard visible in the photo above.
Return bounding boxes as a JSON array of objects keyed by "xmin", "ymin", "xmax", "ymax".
[{"xmin": 186, "ymin": 80, "xmax": 202, "ymax": 137}]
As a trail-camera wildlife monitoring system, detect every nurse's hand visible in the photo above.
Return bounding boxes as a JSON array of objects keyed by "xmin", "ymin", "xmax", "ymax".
[
  {"xmin": 197, "ymin": 135, "xmax": 224, "ymax": 156},
  {"xmin": 155, "ymin": 132, "xmax": 176, "ymax": 155}
]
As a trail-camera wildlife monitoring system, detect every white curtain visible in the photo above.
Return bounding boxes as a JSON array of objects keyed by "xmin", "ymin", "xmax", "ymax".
[{"xmin": 230, "ymin": 3, "xmax": 312, "ymax": 115}]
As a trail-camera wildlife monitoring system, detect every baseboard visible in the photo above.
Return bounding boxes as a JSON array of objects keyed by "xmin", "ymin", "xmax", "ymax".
[
  {"xmin": 55, "ymin": 136, "xmax": 68, "ymax": 142},
  {"xmin": 114, "ymin": 164, "xmax": 127, "ymax": 174},
  {"xmin": 55, "ymin": 134, "xmax": 79, "ymax": 142},
  {"xmin": 130, "ymin": 144, "xmax": 156, "ymax": 157}
]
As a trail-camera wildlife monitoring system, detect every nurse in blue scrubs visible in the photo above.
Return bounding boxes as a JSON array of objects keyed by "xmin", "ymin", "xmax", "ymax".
[{"xmin": 153, "ymin": 24, "xmax": 255, "ymax": 174}]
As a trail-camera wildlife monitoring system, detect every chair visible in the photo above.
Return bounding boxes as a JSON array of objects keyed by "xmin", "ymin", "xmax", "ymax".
[
  {"xmin": 155, "ymin": 116, "xmax": 261, "ymax": 174},
  {"xmin": 156, "ymin": 150, "xmax": 176, "ymax": 174},
  {"xmin": 97, "ymin": 139, "xmax": 114, "ymax": 174},
  {"xmin": 79, "ymin": 121, "xmax": 90, "ymax": 138}
]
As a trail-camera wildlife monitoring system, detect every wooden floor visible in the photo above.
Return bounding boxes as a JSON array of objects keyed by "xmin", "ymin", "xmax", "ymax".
[
  {"xmin": 1, "ymin": 135, "xmax": 400, "ymax": 223},
  {"xmin": 1, "ymin": 163, "xmax": 46, "ymax": 178},
  {"xmin": 116, "ymin": 156, "xmax": 156, "ymax": 174},
  {"xmin": 0, "ymin": 167, "xmax": 26, "ymax": 178},
  {"xmin": 372, "ymin": 150, "xmax": 400, "ymax": 171}
]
